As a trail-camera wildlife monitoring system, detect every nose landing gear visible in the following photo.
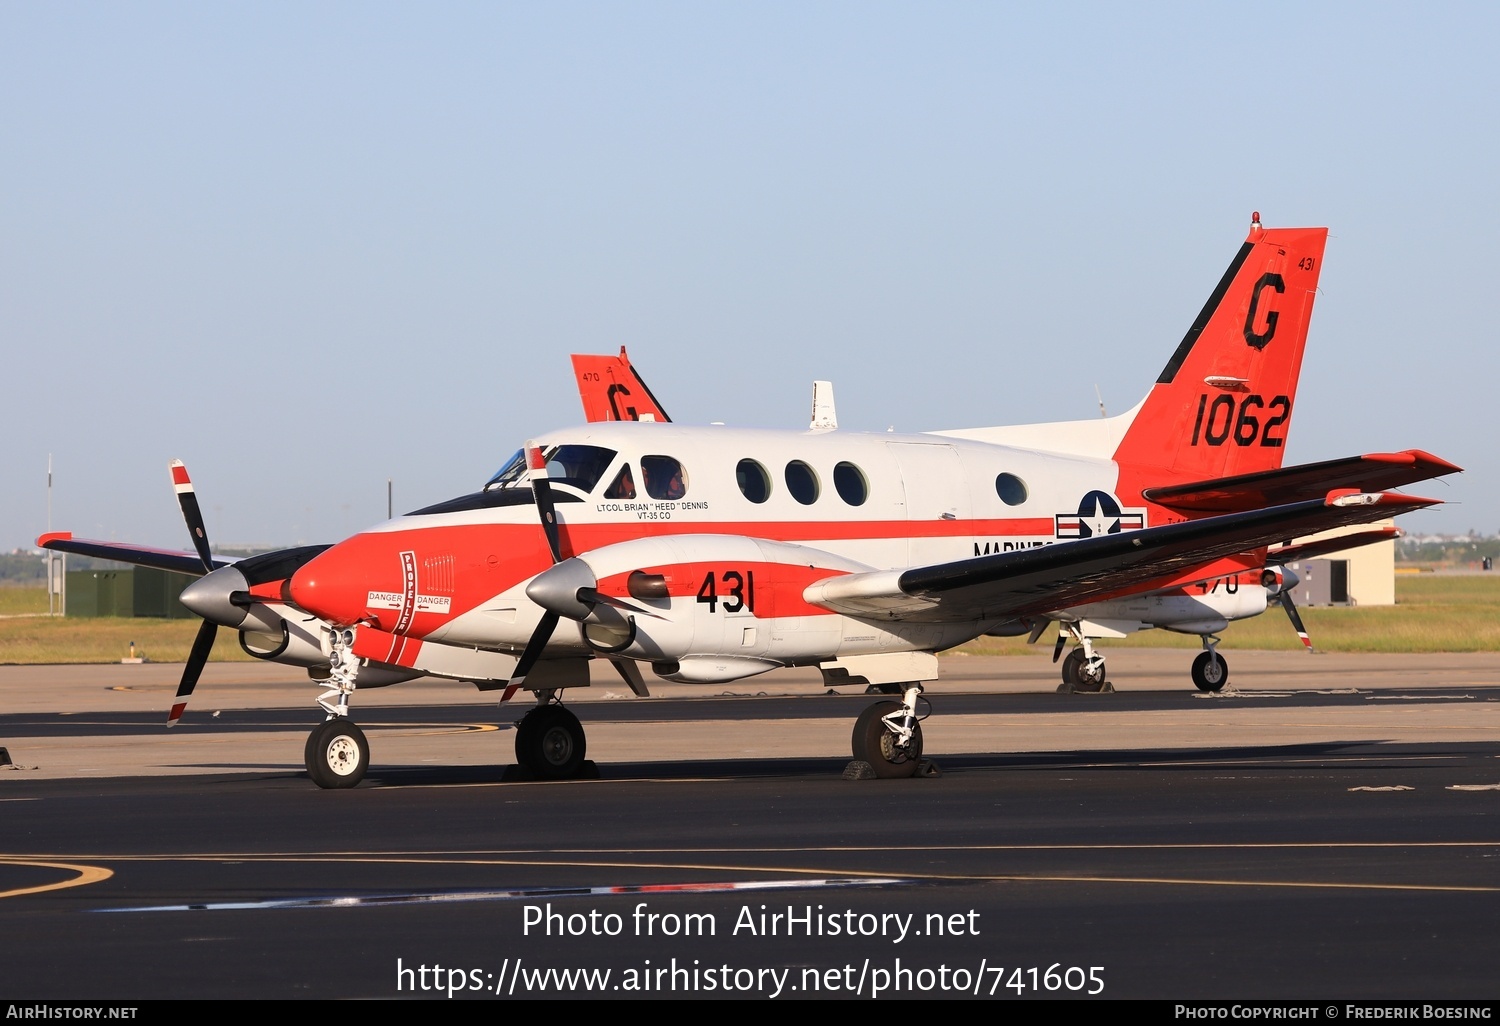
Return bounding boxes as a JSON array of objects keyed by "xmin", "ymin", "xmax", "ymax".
[
  {"xmin": 305, "ymin": 628, "xmax": 370, "ymax": 789},
  {"xmin": 305, "ymin": 718, "xmax": 370, "ymax": 789}
]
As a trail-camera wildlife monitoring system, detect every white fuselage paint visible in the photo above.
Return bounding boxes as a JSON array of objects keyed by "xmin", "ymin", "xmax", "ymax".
[{"xmin": 344, "ymin": 423, "xmax": 1261, "ymax": 677}]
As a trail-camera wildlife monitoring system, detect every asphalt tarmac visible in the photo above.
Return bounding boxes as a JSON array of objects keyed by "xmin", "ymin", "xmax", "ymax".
[{"xmin": 1, "ymin": 650, "xmax": 1498, "ymax": 1000}]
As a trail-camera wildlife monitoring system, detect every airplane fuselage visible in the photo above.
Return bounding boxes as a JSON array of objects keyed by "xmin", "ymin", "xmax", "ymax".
[{"xmin": 287, "ymin": 421, "xmax": 1264, "ymax": 681}]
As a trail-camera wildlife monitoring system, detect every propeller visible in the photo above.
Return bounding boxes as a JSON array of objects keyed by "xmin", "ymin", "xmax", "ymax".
[
  {"xmin": 167, "ymin": 460, "xmax": 218, "ymax": 725},
  {"xmin": 508, "ymin": 444, "xmax": 566, "ymax": 688},
  {"xmin": 505, "ymin": 443, "xmax": 655, "ymax": 690},
  {"xmin": 1263, "ymin": 566, "xmax": 1314, "ymax": 653}
]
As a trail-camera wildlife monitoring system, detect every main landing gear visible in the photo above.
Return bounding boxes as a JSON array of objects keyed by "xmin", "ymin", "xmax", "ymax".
[
  {"xmin": 1057, "ymin": 627, "xmax": 1109, "ymax": 693},
  {"xmin": 851, "ymin": 684, "xmax": 926, "ymax": 778},
  {"xmin": 1191, "ymin": 637, "xmax": 1229, "ymax": 692},
  {"xmin": 514, "ymin": 694, "xmax": 588, "ymax": 779}
]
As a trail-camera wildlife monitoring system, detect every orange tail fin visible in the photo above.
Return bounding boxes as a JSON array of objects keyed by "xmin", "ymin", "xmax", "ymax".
[
  {"xmin": 571, "ymin": 347, "xmax": 672, "ymax": 423},
  {"xmin": 1114, "ymin": 218, "xmax": 1328, "ymax": 502}
]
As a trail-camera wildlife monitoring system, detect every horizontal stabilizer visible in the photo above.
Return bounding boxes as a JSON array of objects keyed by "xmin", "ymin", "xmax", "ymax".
[
  {"xmin": 36, "ymin": 532, "xmax": 231, "ymax": 576},
  {"xmin": 805, "ymin": 491, "xmax": 1438, "ymax": 623},
  {"xmin": 1142, "ymin": 450, "xmax": 1461, "ymax": 513}
]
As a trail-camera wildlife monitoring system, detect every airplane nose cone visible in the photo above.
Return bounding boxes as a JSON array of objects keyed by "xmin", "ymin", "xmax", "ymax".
[
  {"xmin": 288, "ymin": 546, "xmax": 363, "ymax": 627},
  {"xmin": 180, "ymin": 566, "xmax": 250, "ymax": 627}
]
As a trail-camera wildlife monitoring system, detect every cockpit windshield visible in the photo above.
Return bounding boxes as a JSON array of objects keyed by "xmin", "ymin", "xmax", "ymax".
[{"xmin": 484, "ymin": 445, "xmax": 618, "ymax": 494}]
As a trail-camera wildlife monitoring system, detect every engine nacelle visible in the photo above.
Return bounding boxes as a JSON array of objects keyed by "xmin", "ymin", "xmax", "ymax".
[
  {"xmin": 1070, "ymin": 576, "xmax": 1269, "ymax": 636},
  {"xmin": 538, "ymin": 534, "xmax": 951, "ymax": 679}
]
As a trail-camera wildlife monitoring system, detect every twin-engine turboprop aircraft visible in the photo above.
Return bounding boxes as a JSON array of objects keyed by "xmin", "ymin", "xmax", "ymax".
[
  {"xmin": 42, "ymin": 217, "xmax": 1459, "ymax": 787},
  {"xmin": 567, "ymin": 352, "xmax": 1430, "ymax": 693}
]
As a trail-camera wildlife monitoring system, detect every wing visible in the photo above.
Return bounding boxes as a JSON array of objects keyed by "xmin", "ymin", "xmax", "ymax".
[
  {"xmin": 37, "ymin": 532, "xmax": 232, "ymax": 576},
  {"xmin": 804, "ymin": 491, "xmax": 1436, "ymax": 623},
  {"xmin": 1141, "ymin": 450, "xmax": 1459, "ymax": 513}
]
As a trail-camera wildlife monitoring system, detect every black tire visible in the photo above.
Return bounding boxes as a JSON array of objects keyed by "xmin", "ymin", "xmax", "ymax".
[
  {"xmin": 1060, "ymin": 647, "xmax": 1083, "ymax": 685},
  {"xmin": 305, "ymin": 719, "xmax": 369, "ymax": 789},
  {"xmin": 851, "ymin": 700, "xmax": 922, "ymax": 779},
  {"xmin": 1192, "ymin": 650, "xmax": 1229, "ymax": 692},
  {"xmin": 515, "ymin": 705, "xmax": 587, "ymax": 779}
]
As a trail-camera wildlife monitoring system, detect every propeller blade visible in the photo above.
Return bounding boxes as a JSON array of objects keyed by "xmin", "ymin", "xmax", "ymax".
[
  {"xmin": 170, "ymin": 460, "xmax": 215, "ymax": 574},
  {"xmin": 610, "ymin": 657, "xmax": 650, "ymax": 697},
  {"xmin": 525, "ymin": 444, "xmax": 563, "ymax": 564},
  {"xmin": 575, "ymin": 586, "xmax": 665, "ymax": 619},
  {"xmin": 509, "ymin": 610, "xmax": 560, "ymax": 688},
  {"xmin": 169, "ymin": 619, "xmax": 218, "ymax": 725},
  {"xmin": 1052, "ymin": 630, "xmax": 1067, "ymax": 663},
  {"xmin": 1278, "ymin": 590, "xmax": 1314, "ymax": 653}
]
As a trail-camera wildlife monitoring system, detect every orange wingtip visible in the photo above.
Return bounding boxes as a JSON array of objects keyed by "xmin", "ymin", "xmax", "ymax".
[
  {"xmin": 37, "ymin": 531, "xmax": 73, "ymax": 547},
  {"xmin": 1358, "ymin": 450, "xmax": 1464, "ymax": 474}
]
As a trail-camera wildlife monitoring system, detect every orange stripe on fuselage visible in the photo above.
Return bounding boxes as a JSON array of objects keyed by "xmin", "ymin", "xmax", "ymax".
[{"xmin": 595, "ymin": 561, "xmax": 848, "ymax": 620}]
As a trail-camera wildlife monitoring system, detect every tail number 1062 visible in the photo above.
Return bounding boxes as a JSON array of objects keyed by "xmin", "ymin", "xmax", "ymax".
[{"xmin": 1190, "ymin": 393, "xmax": 1290, "ymax": 447}]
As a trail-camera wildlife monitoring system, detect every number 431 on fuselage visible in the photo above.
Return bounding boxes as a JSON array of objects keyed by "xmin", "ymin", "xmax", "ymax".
[{"xmin": 41, "ymin": 216, "xmax": 1459, "ymax": 787}]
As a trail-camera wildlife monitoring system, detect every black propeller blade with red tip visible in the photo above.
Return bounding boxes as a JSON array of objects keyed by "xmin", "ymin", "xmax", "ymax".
[
  {"xmin": 508, "ymin": 444, "xmax": 564, "ymax": 688},
  {"xmin": 167, "ymin": 459, "xmax": 218, "ymax": 725},
  {"xmin": 1262, "ymin": 566, "xmax": 1314, "ymax": 653}
]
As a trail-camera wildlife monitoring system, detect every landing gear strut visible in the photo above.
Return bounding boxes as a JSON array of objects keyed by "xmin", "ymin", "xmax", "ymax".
[
  {"xmin": 515, "ymin": 693, "xmax": 588, "ymax": 779},
  {"xmin": 851, "ymin": 684, "xmax": 924, "ymax": 778}
]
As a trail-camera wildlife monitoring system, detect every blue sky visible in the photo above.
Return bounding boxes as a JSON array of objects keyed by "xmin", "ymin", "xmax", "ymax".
[{"xmin": 2, "ymin": 2, "xmax": 1493, "ymax": 551}]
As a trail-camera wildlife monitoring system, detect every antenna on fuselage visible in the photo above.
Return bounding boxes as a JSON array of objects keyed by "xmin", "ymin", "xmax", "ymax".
[
  {"xmin": 810, "ymin": 380, "xmax": 837, "ymax": 432},
  {"xmin": 1094, "ymin": 384, "xmax": 1107, "ymax": 418}
]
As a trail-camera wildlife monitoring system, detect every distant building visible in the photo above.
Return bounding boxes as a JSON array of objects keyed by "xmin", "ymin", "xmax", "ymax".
[{"xmin": 1282, "ymin": 520, "xmax": 1395, "ymax": 607}]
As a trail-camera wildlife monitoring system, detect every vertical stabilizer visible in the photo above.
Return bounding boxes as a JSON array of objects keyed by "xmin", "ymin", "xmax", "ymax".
[
  {"xmin": 1113, "ymin": 218, "xmax": 1327, "ymax": 503},
  {"xmin": 570, "ymin": 347, "xmax": 673, "ymax": 423}
]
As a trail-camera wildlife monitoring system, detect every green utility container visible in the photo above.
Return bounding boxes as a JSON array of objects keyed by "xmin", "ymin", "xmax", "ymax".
[{"xmin": 65, "ymin": 568, "xmax": 196, "ymax": 619}]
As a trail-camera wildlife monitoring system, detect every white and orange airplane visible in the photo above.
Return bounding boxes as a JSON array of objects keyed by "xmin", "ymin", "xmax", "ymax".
[
  {"xmin": 567, "ymin": 349, "xmax": 1417, "ymax": 692},
  {"xmin": 42, "ymin": 216, "xmax": 1459, "ymax": 787}
]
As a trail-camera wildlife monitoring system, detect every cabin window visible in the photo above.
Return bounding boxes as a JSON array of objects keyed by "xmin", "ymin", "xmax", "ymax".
[
  {"xmin": 736, "ymin": 459, "xmax": 772, "ymax": 503},
  {"xmin": 785, "ymin": 461, "xmax": 820, "ymax": 505},
  {"xmin": 995, "ymin": 472, "xmax": 1028, "ymax": 505},
  {"xmin": 604, "ymin": 463, "xmax": 637, "ymax": 500},
  {"xmin": 642, "ymin": 455, "xmax": 688, "ymax": 500},
  {"xmin": 833, "ymin": 462, "xmax": 868, "ymax": 506}
]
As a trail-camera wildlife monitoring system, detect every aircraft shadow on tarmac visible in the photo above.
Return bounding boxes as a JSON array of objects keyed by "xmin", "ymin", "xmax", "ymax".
[{"xmin": 325, "ymin": 738, "xmax": 1490, "ymax": 787}]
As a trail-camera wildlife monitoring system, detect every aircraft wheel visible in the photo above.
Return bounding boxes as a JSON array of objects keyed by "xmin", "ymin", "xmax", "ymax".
[
  {"xmin": 515, "ymin": 705, "xmax": 587, "ymax": 779},
  {"xmin": 1061, "ymin": 648, "xmax": 1084, "ymax": 685},
  {"xmin": 1075, "ymin": 654, "xmax": 1107, "ymax": 691},
  {"xmin": 1192, "ymin": 651, "xmax": 1229, "ymax": 692},
  {"xmin": 305, "ymin": 718, "xmax": 369, "ymax": 789},
  {"xmin": 851, "ymin": 701, "xmax": 922, "ymax": 779}
]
